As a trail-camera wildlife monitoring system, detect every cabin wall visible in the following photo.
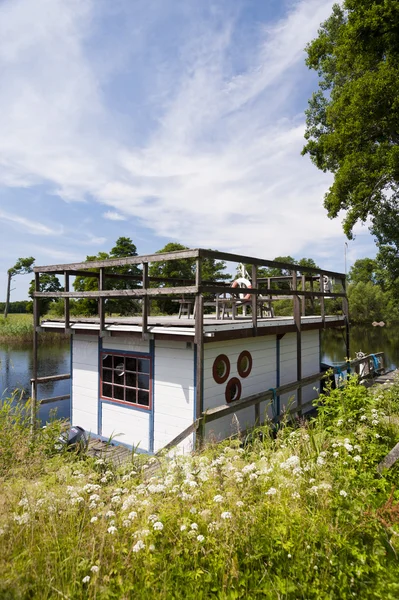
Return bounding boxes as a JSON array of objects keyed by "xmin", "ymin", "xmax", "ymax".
[
  {"xmin": 71, "ymin": 335, "xmax": 99, "ymax": 434},
  {"xmin": 71, "ymin": 334, "xmax": 194, "ymax": 453},
  {"xmin": 203, "ymin": 329, "xmax": 321, "ymax": 442},
  {"xmin": 153, "ymin": 340, "xmax": 195, "ymax": 453}
]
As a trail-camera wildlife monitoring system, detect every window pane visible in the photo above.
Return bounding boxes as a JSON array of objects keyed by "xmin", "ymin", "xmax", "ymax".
[
  {"xmin": 102, "ymin": 383, "xmax": 112, "ymax": 398},
  {"xmin": 103, "ymin": 368, "xmax": 112, "ymax": 383},
  {"xmin": 125, "ymin": 388, "xmax": 137, "ymax": 404},
  {"xmin": 113, "ymin": 385, "xmax": 124, "ymax": 401},
  {"xmin": 138, "ymin": 374, "xmax": 149, "ymax": 390},
  {"xmin": 126, "ymin": 357, "xmax": 136, "ymax": 372},
  {"xmin": 102, "ymin": 354, "xmax": 113, "ymax": 368},
  {"xmin": 138, "ymin": 389, "xmax": 149, "ymax": 406},
  {"xmin": 125, "ymin": 371, "xmax": 137, "ymax": 388},
  {"xmin": 137, "ymin": 358, "xmax": 150, "ymax": 374}
]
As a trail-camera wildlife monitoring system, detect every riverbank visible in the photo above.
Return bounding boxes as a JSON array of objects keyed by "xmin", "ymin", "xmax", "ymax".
[
  {"xmin": 1, "ymin": 376, "xmax": 399, "ymax": 598},
  {"xmin": 0, "ymin": 314, "xmax": 67, "ymax": 345}
]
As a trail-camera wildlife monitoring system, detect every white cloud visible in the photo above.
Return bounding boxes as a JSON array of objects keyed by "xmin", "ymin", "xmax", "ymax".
[
  {"xmin": 103, "ymin": 211, "xmax": 126, "ymax": 221},
  {"xmin": 0, "ymin": 209, "xmax": 62, "ymax": 236},
  {"xmin": 0, "ymin": 0, "xmax": 353, "ymax": 264}
]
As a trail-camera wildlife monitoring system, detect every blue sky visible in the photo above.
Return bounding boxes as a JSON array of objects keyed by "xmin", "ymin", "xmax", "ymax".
[{"xmin": 0, "ymin": 0, "xmax": 377, "ymax": 300}]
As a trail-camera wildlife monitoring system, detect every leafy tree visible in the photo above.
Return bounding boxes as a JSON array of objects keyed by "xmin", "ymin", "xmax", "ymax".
[
  {"xmin": 348, "ymin": 258, "xmax": 378, "ymax": 285},
  {"xmin": 27, "ymin": 274, "xmax": 63, "ymax": 316},
  {"xmin": 347, "ymin": 281, "xmax": 388, "ymax": 323},
  {"xmin": 4, "ymin": 257, "xmax": 35, "ymax": 318},
  {"xmin": 74, "ymin": 237, "xmax": 141, "ymax": 316},
  {"xmin": 303, "ymin": 1, "xmax": 399, "ymax": 239},
  {"xmin": 149, "ymin": 243, "xmax": 230, "ymax": 314}
]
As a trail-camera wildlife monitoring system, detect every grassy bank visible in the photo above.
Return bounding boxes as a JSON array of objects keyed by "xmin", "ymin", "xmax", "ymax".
[
  {"xmin": 2, "ymin": 377, "xmax": 399, "ymax": 598},
  {"xmin": 0, "ymin": 314, "xmax": 67, "ymax": 345}
]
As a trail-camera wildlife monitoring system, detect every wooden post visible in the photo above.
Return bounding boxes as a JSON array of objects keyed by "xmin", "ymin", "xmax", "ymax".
[
  {"xmin": 142, "ymin": 262, "xmax": 149, "ymax": 339},
  {"xmin": 64, "ymin": 271, "xmax": 70, "ymax": 333},
  {"xmin": 301, "ymin": 274, "xmax": 306, "ymax": 316},
  {"xmin": 319, "ymin": 272, "xmax": 325, "ymax": 326},
  {"xmin": 342, "ymin": 277, "xmax": 350, "ymax": 361},
  {"xmin": 251, "ymin": 264, "xmax": 257, "ymax": 335},
  {"xmin": 31, "ymin": 272, "xmax": 40, "ymax": 433},
  {"xmin": 310, "ymin": 277, "xmax": 315, "ymax": 313},
  {"xmin": 292, "ymin": 270, "xmax": 302, "ymax": 412},
  {"xmin": 99, "ymin": 268, "xmax": 105, "ymax": 336},
  {"xmin": 195, "ymin": 257, "xmax": 204, "ymax": 447}
]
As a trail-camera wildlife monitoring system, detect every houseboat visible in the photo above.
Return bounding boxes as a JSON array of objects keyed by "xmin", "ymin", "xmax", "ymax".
[{"xmin": 31, "ymin": 249, "xmax": 349, "ymax": 453}]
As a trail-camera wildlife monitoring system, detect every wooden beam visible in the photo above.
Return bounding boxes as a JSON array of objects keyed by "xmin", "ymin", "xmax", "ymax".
[
  {"xmin": 34, "ymin": 248, "xmax": 201, "ymax": 273},
  {"xmin": 64, "ymin": 271, "xmax": 70, "ymax": 333},
  {"xmin": 199, "ymin": 249, "xmax": 345, "ymax": 279},
  {"xmin": 301, "ymin": 274, "xmax": 306, "ymax": 316},
  {"xmin": 99, "ymin": 268, "xmax": 105, "ymax": 336},
  {"xmin": 195, "ymin": 258, "xmax": 204, "ymax": 447},
  {"xmin": 251, "ymin": 264, "xmax": 257, "ymax": 335},
  {"xmin": 319, "ymin": 273, "xmax": 325, "ymax": 326},
  {"xmin": 34, "ymin": 286, "xmax": 198, "ymax": 298},
  {"xmin": 31, "ymin": 272, "xmax": 40, "ymax": 433},
  {"xmin": 203, "ymin": 371, "xmax": 325, "ymax": 423},
  {"xmin": 199, "ymin": 285, "xmax": 346, "ymax": 298},
  {"xmin": 292, "ymin": 270, "xmax": 302, "ymax": 411},
  {"xmin": 30, "ymin": 373, "xmax": 71, "ymax": 384},
  {"xmin": 156, "ymin": 419, "xmax": 200, "ymax": 454}
]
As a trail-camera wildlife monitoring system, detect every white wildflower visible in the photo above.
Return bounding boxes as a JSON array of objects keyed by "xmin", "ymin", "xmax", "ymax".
[
  {"xmin": 316, "ymin": 456, "xmax": 325, "ymax": 466},
  {"xmin": 291, "ymin": 492, "xmax": 300, "ymax": 499},
  {"xmin": 190, "ymin": 522, "xmax": 198, "ymax": 530},
  {"xmin": 153, "ymin": 521, "xmax": 164, "ymax": 531},
  {"xmin": 148, "ymin": 514, "xmax": 159, "ymax": 523},
  {"xmin": 82, "ymin": 575, "xmax": 90, "ymax": 584},
  {"xmin": 213, "ymin": 495, "xmax": 224, "ymax": 503},
  {"xmin": 221, "ymin": 511, "xmax": 232, "ymax": 520},
  {"xmin": 123, "ymin": 519, "xmax": 131, "ymax": 527},
  {"xmin": 105, "ymin": 510, "xmax": 115, "ymax": 518},
  {"xmin": 107, "ymin": 526, "xmax": 117, "ymax": 534},
  {"xmin": 128, "ymin": 511, "xmax": 137, "ymax": 520},
  {"xmin": 90, "ymin": 565, "xmax": 99, "ymax": 573},
  {"xmin": 340, "ymin": 490, "xmax": 348, "ymax": 498},
  {"xmin": 149, "ymin": 544, "xmax": 155, "ymax": 551},
  {"xmin": 90, "ymin": 516, "xmax": 98, "ymax": 523},
  {"xmin": 132, "ymin": 540, "xmax": 145, "ymax": 553},
  {"xmin": 197, "ymin": 534, "xmax": 205, "ymax": 543},
  {"xmin": 249, "ymin": 473, "xmax": 258, "ymax": 481},
  {"xmin": 111, "ymin": 496, "xmax": 121, "ymax": 505},
  {"xmin": 344, "ymin": 443, "xmax": 353, "ymax": 452},
  {"xmin": 372, "ymin": 419, "xmax": 379, "ymax": 426},
  {"xmin": 236, "ymin": 501, "xmax": 244, "ymax": 507},
  {"xmin": 375, "ymin": 433, "xmax": 381, "ymax": 439},
  {"xmin": 353, "ymin": 455, "xmax": 362, "ymax": 462},
  {"xmin": 333, "ymin": 452, "xmax": 339, "ymax": 458},
  {"xmin": 337, "ymin": 419, "xmax": 343, "ymax": 426},
  {"xmin": 180, "ymin": 524, "xmax": 187, "ymax": 531},
  {"xmin": 89, "ymin": 494, "xmax": 100, "ymax": 502},
  {"xmin": 242, "ymin": 463, "xmax": 257, "ymax": 474},
  {"xmin": 308, "ymin": 486, "xmax": 319, "ymax": 495},
  {"xmin": 360, "ymin": 415, "xmax": 367, "ymax": 422},
  {"xmin": 266, "ymin": 487, "xmax": 277, "ymax": 496}
]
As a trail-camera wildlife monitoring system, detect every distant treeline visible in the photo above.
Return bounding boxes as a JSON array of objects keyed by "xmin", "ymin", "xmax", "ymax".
[{"xmin": 0, "ymin": 301, "xmax": 30, "ymax": 314}]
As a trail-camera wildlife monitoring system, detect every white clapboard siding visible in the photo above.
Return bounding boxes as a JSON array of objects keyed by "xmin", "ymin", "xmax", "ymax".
[
  {"xmin": 72, "ymin": 335, "xmax": 99, "ymax": 434},
  {"xmin": 279, "ymin": 331, "xmax": 320, "ymax": 411},
  {"xmin": 301, "ymin": 330, "xmax": 320, "ymax": 406},
  {"xmin": 153, "ymin": 340, "xmax": 194, "ymax": 453},
  {"xmin": 101, "ymin": 336, "xmax": 150, "ymax": 354},
  {"xmin": 203, "ymin": 337, "xmax": 278, "ymax": 440},
  {"xmin": 101, "ymin": 402, "xmax": 150, "ymax": 451}
]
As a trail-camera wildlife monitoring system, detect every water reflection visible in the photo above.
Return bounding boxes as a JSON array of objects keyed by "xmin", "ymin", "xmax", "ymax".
[
  {"xmin": 0, "ymin": 342, "xmax": 71, "ymax": 423},
  {"xmin": 322, "ymin": 325, "xmax": 399, "ymax": 371}
]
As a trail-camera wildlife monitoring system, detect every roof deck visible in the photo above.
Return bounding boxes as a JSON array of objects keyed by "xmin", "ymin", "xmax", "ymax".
[{"xmin": 32, "ymin": 247, "xmax": 349, "ymax": 342}]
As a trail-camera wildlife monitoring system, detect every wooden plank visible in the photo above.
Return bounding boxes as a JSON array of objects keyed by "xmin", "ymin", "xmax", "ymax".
[
  {"xmin": 199, "ymin": 285, "xmax": 346, "ymax": 298},
  {"xmin": 204, "ymin": 371, "xmax": 325, "ymax": 423},
  {"xmin": 30, "ymin": 373, "xmax": 71, "ymax": 384},
  {"xmin": 34, "ymin": 286, "xmax": 198, "ymax": 299},
  {"xmin": 252, "ymin": 264, "xmax": 257, "ymax": 335},
  {"xmin": 31, "ymin": 272, "xmax": 40, "ymax": 433},
  {"xmin": 301, "ymin": 275, "xmax": 306, "ymax": 316},
  {"xmin": 319, "ymin": 273, "xmax": 325, "ymax": 325},
  {"xmin": 39, "ymin": 394, "xmax": 70, "ymax": 405},
  {"xmin": 34, "ymin": 249, "xmax": 201, "ymax": 273}
]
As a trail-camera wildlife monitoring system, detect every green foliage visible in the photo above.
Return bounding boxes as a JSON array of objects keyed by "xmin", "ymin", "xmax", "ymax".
[
  {"xmin": 8, "ymin": 257, "xmax": 35, "ymax": 277},
  {"xmin": 348, "ymin": 258, "xmax": 378, "ymax": 285},
  {"xmin": 2, "ymin": 379, "xmax": 399, "ymax": 598},
  {"xmin": 74, "ymin": 237, "xmax": 141, "ymax": 316},
  {"xmin": 149, "ymin": 243, "xmax": 230, "ymax": 314},
  {"xmin": 348, "ymin": 281, "xmax": 388, "ymax": 323},
  {"xmin": 0, "ymin": 301, "xmax": 29, "ymax": 314},
  {"xmin": 303, "ymin": 1, "xmax": 399, "ymax": 239}
]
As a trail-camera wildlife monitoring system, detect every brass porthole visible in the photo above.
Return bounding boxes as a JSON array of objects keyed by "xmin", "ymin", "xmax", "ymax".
[
  {"xmin": 213, "ymin": 354, "xmax": 230, "ymax": 384},
  {"xmin": 225, "ymin": 377, "xmax": 242, "ymax": 404},
  {"xmin": 237, "ymin": 350, "xmax": 252, "ymax": 378}
]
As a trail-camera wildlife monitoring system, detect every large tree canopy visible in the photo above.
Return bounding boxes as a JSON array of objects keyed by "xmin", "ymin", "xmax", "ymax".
[{"xmin": 303, "ymin": 0, "xmax": 399, "ymax": 238}]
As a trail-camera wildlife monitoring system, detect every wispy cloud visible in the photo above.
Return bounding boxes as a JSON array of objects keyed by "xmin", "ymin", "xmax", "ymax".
[
  {"xmin": 0, "ymin": 0, "xmax": 353, "ymax": 264},
  {"xmin": 103, "ymin": 211, "xmax": 126, "ymax": 221},
  {"xmin": 0, "ymin": 209, "xmax": 62, "ymax": 236}
]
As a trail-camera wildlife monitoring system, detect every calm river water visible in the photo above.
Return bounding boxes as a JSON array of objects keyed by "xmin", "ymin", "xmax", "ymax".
[{"xmin": 0, "ymin": 325, "xmax": 398, "ymax": 424}]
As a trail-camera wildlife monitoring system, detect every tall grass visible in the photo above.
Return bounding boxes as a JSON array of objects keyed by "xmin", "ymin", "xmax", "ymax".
[
  {"xmin": 1, "ymin": 377, "xmax": 399, "ymax": 598},
  {"xmin": 0, "ymin": 314, "xmax": 67, "ymax": 345}
]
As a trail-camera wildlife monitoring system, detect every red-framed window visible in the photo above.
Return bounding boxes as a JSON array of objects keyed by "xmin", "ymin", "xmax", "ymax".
[{"xmin": 100, "ymin": 352, "xmax": 152, "ymax": 409}]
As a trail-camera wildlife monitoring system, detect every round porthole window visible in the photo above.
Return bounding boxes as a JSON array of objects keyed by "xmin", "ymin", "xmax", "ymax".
[
  {"xmin": 213, "ymin": 354, "xmax": 230, "ymax": 384},
  {"xmin": 237, "ymin": 350, "xmax": 252, "ymax": 378},
  {"xmin": 225, "ymin": 377, "xmax": 242, "ymax": 404}
]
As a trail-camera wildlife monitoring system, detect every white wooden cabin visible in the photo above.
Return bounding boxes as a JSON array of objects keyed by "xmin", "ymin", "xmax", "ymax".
[{"xmin": 34, "ymin": 249, "xmax": 349, "ymax": 454}]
